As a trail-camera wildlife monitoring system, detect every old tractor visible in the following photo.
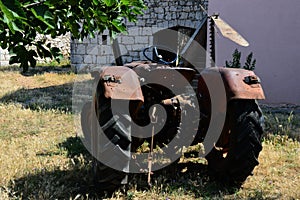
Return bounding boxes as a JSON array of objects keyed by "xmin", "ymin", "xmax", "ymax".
[{"xmin": 79, "ymin": 13, "xmax": 265, "ymax": 192}]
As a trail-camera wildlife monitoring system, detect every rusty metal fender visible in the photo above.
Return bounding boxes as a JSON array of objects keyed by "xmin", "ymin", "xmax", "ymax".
[
  {"xmin": 91, "ymin": 66, "xmax": 144, "ymax": 102},
  {"xmin": 200, "ymin": 67, "xmax": 265, "ymax": 100}
]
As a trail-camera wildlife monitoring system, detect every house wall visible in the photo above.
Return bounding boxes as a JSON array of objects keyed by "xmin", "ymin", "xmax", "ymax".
[{"xmin": 209, "ymin": 0, "xmax": 300, "ymax": 104}]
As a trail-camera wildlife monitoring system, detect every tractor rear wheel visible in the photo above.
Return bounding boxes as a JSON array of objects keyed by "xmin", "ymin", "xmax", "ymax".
[{"xmin": 206, "ymin": 100, "xmax": 264, "ymax": 187}]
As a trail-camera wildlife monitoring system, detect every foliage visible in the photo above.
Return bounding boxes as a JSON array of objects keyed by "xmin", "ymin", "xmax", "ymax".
[
  {"xmin": 225, "ymin": 48, "xmax": 256, "ymax": 70},
  {"xmin": 244, "ymin": 52, "xmax": 256, "ymax": 70},
  {"xmin": 264, "ymin": 111, "xmax": 300, "ymax": 141},
  {"xmin": 0, "ymin": 0, "xmax": 146, "ymax": 72},
  {"xmin": 225, "ymin": 49, "xmax": 241, "ymax": 69}
]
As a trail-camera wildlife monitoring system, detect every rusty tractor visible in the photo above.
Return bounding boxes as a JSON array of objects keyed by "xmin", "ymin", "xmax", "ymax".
[{"xmin": 80, "ymin": 14, "xmax": 265, "ymax": 192}]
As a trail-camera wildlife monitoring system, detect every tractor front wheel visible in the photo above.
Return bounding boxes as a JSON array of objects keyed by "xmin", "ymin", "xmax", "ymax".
[
  {"xmin": 81, "ymin": 102, "xmax": 129, "ymax": 193},
  {"xmin": 206, "ymin": 100, "xmax": 264, "ymax": 187}
]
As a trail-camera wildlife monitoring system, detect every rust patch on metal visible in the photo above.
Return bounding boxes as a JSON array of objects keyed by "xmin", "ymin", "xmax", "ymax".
[
  {"xmin": 219, "ymin": 67, "xmax": 265, "ymax": 100},
  {"xmin": 95, "ymin": 66, "xmax": 144, "ymax": 101},
  {"xmin": 201, "ymin": 67, "xmax": 265, "ymax": 100}
]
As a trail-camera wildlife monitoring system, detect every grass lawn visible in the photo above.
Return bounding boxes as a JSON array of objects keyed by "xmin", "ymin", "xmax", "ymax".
[{"xmin": 0, "ymin": 66, "xmax": 299, "ymax": 199}]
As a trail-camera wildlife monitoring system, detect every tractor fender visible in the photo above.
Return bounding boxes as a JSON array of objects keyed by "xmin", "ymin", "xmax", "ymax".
[
  {"xmin": 83, "ymin": 66, "xmax": 144, "ymax": 175},
  {"xmin": 91, "ymin": 66, "xmax": 144, "ymax": 102},
  {"xmin": 199, "ymin": 67, "xmax": 265, "ymax": 101}
]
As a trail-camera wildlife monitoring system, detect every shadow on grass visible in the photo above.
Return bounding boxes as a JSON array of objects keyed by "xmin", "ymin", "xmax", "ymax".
[
  {"xmin": 0, "ymin": 64, "xmax": 72, "ymax": 76},
  {"xmin": 0, "ymin": 77, "xmax": 93, "ymax": 113},
  {"xmin": 0, "ymin": 83, "xmax": 73, "ymax": 112},
  {"xmin": 6, "ymin": 136, "xmax": 251, "ymax": 199}
]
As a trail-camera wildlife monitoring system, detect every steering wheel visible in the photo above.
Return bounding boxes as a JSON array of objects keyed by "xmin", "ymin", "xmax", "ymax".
[{"xmin": 143, "ymin": 45, "xmax": 178, "ymax": 65}]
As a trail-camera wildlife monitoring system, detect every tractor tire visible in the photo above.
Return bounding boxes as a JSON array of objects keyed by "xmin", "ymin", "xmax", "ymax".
[
  {"xmin": 92, "ymin": 158, "xmax": 128, "ymax": 193},
  {"xmin": 206, "ymin": 100, "xmax": 264, "ymax": 187},
  {"xmin": 81, "ymin": 102, "xmax": 129, "ymax": 193}
]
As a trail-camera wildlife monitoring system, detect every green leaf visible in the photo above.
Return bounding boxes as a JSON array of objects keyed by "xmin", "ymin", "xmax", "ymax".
[
  {"xmin": 3, "ymin": 15, "xmax": 15, "ymax": 33},
  {"xmin": 102, "ymin": 0, "xmax": 116, "ymax": 7},
  {"xmin": 93, "ymin": 0, "xmax": 100, "ymax": 6},
  {"xmin": 132, "ymin": 7, "xmax": 143, "ymax": 15},
  {"xmin": 121, "ymin": 0, "xmax": 145, "ymax": 7},
  {"xmin": 31, "ymin": 6, "xmax": 55, "ymax": 29},
  {"xmin": 0, "ymin": 1, "xmax": 15, "ymax": 21},
  {"xmin": 9, "ymin": 55, "xmax": 19, "ymax": 64},
  {"xmin": 111, "ymin": 19, "xmax": 126, "ymax": 32},
  {"xmin": 11, "ymin": 20, "xmax": 22, "ymax": 32},
  {"xmin": 50, "ymin": 47, "xmax": 62, "ymax": 58},
  {"xmin": 1, "ymin": 0, "xmax": 26, "ymax": 18}
]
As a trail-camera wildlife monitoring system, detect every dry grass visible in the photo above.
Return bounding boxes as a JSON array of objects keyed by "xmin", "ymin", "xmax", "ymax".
[{"xmin": 0, "ymin": 66, "xmax": 299, "ymax": 199}]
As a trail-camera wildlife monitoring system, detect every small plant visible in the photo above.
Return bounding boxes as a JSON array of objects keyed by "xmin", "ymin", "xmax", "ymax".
[
  {"xmin": 244, "ymin": 52, "xmax": 256, "ymax": 71},
  {"xmin": 225, "ymin": 49, "xmax": 256, "ymax": 70},
  {"xmin": 264, "ymin": 111, "xmax": 299, "ymax": 141},
  {"xmin": 225, "ymin": 49, "xmax": 241, "ymax": 69}
]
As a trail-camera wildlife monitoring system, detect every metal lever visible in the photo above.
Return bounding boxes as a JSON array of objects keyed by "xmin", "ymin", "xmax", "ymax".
[{"xmin": 148, "ymin": 106, "xmax": 157, "ymax": 186}]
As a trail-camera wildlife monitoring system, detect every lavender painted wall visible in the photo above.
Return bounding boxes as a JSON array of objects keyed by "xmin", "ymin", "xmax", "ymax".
[{"xmin": 209, "ymin": 0, "xmax": 300, "ymax": 104}]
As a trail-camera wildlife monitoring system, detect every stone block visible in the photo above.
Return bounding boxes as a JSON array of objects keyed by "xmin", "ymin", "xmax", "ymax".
[
  {"xmin": 76, "ymin": 44, "xmax": 86, "ymax": 54},
  {"xmin": 126, "ymin": 44, "xmax": 132, "ymax": 51},
  {"xmin": 162, "ymin": 21, "xmax": 169, "ymax": 28},
  {"xmin": 84, "ymin": 55, "xmax": 93, "ymax": 64},
  {"xmin": 178, "ymin": 20, "xmax": 186, "ymax": 26},
  {"xmin": 137, "ymin": 20, "xmax": 146, "ymax": 27},
  {"xmin": 196, "ymin": 12, "xmax": 202, "ymax": 20},
  {"xmin": 135, "ymin": 36, "xmax": 148, "ymax": 44},
  {"xmin": 179, "ymin": 1, "xmax": 186, "ymax": 6},
  {"xmin": 93, "ymin": 55, "xmax": 97, "ymax": 64},
  {"xmin": 179, "ymin": 12, "xmax": 188, "ymax": 19},
  {"xmin": 122, "ymin": 56, "xmax": 133, "ymax": 63},
  {"xmin": 132, "ymin": 44, "xmax": 145, "ymax": 51},
  {"xmin": 168, "ymin": 20, "xmax": 178, "ymax": 27},
  {"xmin": 146, "ymin": 18, "xmax": 156, "ymax": 25},
  {"xmin": 184, "ymin": 20, "xmax": 193, "ymax": 27},
  {"xmin": 186, "ymin": 1, "xmax": 193, "ymax": 6},
  {"xmin": 100, "ymin": 46, "xmax": 112, "ymax": 55},
  {"xmin": 121, "ymin": 36, "xmax": 135, "ymax": 45},
  {"xmin": 142, "ymin": 14, "xmax": 151, "ymax": 20},
  {"xmin": 108, "ymin": 56, "xmax": 115, "ymax": 64},
  {"xmin": 128, "ymin": 28, "xmax": 140, "ymax": 36},
  {"xmin": 139, "ymin": 51, "xmax": 146, "ymax": 60},
  {"xmin": 129, "ymin": 51, "xmax": 139, "ymax": 57},
  {"xmin": 119, "ymin": 44, "xmax": 128, "ymax": 55},
  {"xmin": 158, "ymin": 14, "xmax": 164, "ymax": 20},
  {"xmin": 71, "ymin": 55, "xmax": 83, "ymax": 64},
  {"xmin": 154, "ymin": 7, "xmax": 164, "ymax": 14},
  {"xmin": 148, "ymin": 36, "xmax": 153, "ymax": 45},
  {"xmin": 96, "ymin": 56, "xmax": 107, "ymax": 64},
  {"xmin": 86, "ymin": 45, "xmax": 98, "ymax": 55},
  {"xmin": 165, "ymin": 13, "xmax": 172, "ymax": 20},
  {"xmin": 170, "ymin": 6, "xmax": 177, "ymax": 12},
  {"xmin": 188, "ymin": 12, "xmax": 196, "ymax": 19}
]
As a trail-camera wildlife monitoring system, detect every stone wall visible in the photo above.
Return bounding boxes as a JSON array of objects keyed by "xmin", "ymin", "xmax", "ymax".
[
  {"xmin": 71, "ymin": 0, "xmax": 208, "ymax": 71},
  {"xmin": 0, "ymin": 33, "xmax": 70, "ymax": 67},
  {"xmin": 0, "ymin": 0, "xmax": 208, "ymax": 69}
]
